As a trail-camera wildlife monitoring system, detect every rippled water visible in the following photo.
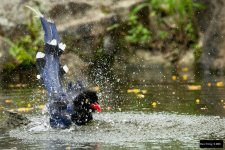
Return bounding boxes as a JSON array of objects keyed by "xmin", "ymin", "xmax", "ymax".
[{"xmin": 0, "ymin": 65, "xmax": 225, "ymax": 149}]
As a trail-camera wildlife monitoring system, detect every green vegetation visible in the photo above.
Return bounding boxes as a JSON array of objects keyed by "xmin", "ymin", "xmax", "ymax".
[
  {"xmin": 126, "ymin": 0, "xmax": 205, "ymax": 58},
  {"xmin": 1, "ymin": 13, "xmax": 42, "ymax": 86},
  {"xmin": 126, "ymin": 3, "xmax": 151, "ymax": 44},
  {"xmin": 150, "ymin": 0, "xmax": 204, "ymax": 41},
  {"xmin": 4, "ymin": 15, "xmax": 42, "ymax": 67}
]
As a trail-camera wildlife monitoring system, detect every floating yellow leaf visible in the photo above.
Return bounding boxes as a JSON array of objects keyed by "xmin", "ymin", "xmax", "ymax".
[
  {"xmin": 196, "ymin": 99, "xmax": 200, "ymax": 104},
  {"xmin": 92, "ymin": 86, "xmax": 100, "ymax": 92},
  {"xmin": 26, "ymin": 108, "xmax": 33, "ymax": 111},
  {"xmin": 152, "ymin": 102, "xmax": 157, "ymax": 107},
  {"xmin": 172, "ymin": 75, "xmax": 177, "ymax": 81},
  {"xmin": 8, "ymin": 109, "xmax": 15, "ymax": 112},
  {"xmin": 221, "ymin": 100, "xmax": 224, "ymax": 102},
  {"xmin": 216, "ymin": 81, "xmax": 224, "ymax": 87},
  {"xmin": 182, "ymin": 75, "xmax": 188, "ymax": 81},
  {"xmin": 137, "ymin": 94, "xmax": 145, "ymax": 98},
  {"xmin": 127, "ymin": 89, "xmax": 140, "ymax": 94},
  {"xmin": 200, "ymin": 107, "xmax": 208, "ymax": 110},
  {"xmin": 182, "ymin": 67, "xmax": 188, "ymax": 72},
  {"xmin": 8, "ymin": 84, "xmax": 27, "ymax": 88},
  {"xmin": 141, "ymin": 90, "xmax": 147, "ymax": 94},
  {"xmin": 38, "ymin": 105, "xmax": 45, "ymax": 109},
  {"xmin": 18, "ymin": 107, "xmax": 33, "ymax": 112},
  {"xmin": 27, "ymin": 104, "xmax": 31, "ymax": 108},
  {"xmin": 5, "ymin": 99, "xmax": 12, "ymax": 104},
  {"xmin": 17, "ymin": 108, "xmax": 26, "ymax": 112},
  {"xmin": 207, "ymin": 83, "xmax": 211, "ymax": 87},
  {"xmin": 187, "ymin": 85, "xmax": 201, "ymax": 90}
]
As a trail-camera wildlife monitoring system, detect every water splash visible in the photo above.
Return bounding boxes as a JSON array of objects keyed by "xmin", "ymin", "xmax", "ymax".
[{"xmin": 9, "ymin": 112, "xmax": 225, "ymax": 148}]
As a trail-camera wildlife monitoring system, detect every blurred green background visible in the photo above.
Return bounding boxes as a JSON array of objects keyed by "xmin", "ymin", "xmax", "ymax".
[{"xmin": 0, "ymin": 0, "xmax": 223, "ymax": 86}]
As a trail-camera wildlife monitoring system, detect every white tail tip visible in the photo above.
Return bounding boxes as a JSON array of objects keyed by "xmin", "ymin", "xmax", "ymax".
[
  {"xmin": 63, "ymin": 65, "xmax": 69, "ymax": 73},
  {"xmin": 59, "ymin": 43, "xmax": 66, "ymax": 51},
  {"xmin": 37, "ymin": 74, "xmax": 41, "ymax": 79},
  {"xmin": 49, "ymin": 39, "xmax": 57, "ymax": 46},
  {"xmin": 36, "ymin": 52, "xmax": 45, "ymax": 59},
  {"xmin": 25, "ymin": 6, "xmax": 44, "ymax": 18},
  {"xmin": 47, "ymin": 19, "xmax": 54, "ymax": 23}
]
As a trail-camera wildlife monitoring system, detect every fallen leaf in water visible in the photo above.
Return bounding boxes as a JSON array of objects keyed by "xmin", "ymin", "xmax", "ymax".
[
  {"xmin": 216, "ymin": 82, "xmax": 224, "ymax": 87},
  {"xmin": 172, "ymin": 75, "xmax": 177, "ymax": 81},
  {"xmin": 92, "ymin": 86, "xmax": 100, "ymax": 92},
  {"xmin": 187, "ymin": 85, "xmax": 201, "ymax": 90},
  {"xmin": 5, "ymin": 99, "xmax": 12, "ymax": 104},
  {"xmin": 196, "ymin": 99, "xmax": 200, "ymax": 104},
  {"xmin": 141, "ymin": 90, "xmax": 147, "ymax": 94},
  {"xmin": 207, "ymin": 83, "xmax": 212, "ymax": 87},
  {"xmin": 200, "ymin": 106, "xmax": 208, "ymax": 110},
  {"xmin": 182, "ymin": 75, "xmax": 188, "ymax": 81},
  {"xmin": 27, "ymin": 104, "xmax": 31, "ymax": 108},
  {"xmin": 8, "ymin": 84, "xmax": 28, "ymax": 88},
  {"xmin": 38, "ymin": 105, "xmax": 45, "ymax": 109},
  {"xmin": 137, "ymin": 94, "xmax": 145, "ymax": 98},
  {"xmin": 17, "ymin": 108, "xmax": 25, "ymax": 112},
  {"xmin": 182, "ymin": 67, "xmax": 188, "ymax": 72},
  {"xmin": 127, "ymin": 89, "xmax": 140, "ymax": 94},
  {"xmin": 8, "ymin": 109, "xmax": 15, "ymax": 112},
  {"xmin": 152, "ymin": 102, "xmax": 157, "ymax": 107}
]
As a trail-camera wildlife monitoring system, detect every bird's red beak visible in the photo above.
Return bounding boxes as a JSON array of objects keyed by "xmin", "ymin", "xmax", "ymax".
[{"xmin": 90, "ymin": 102, "xmax": 101, "ymax": 112}]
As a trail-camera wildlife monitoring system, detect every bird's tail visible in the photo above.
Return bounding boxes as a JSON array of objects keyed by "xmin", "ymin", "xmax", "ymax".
[
  {"xmin": 27, "ymin": 6, "xmax": 73, "ymax": 128},
  {"xmin": 26, "ymin": 6, "xmax": 68, "ymax": 97}
]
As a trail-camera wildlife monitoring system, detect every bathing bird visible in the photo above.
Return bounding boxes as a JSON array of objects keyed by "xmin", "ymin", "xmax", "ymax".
[{"xmin": 27, "ymin": 6, "xmax": 101, "ymax": 128}]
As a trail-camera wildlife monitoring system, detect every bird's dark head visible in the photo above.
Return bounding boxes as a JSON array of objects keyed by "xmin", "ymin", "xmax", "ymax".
[{"xmin": 71, "ymin": 90, "xmax": 101, "ymax": 125}]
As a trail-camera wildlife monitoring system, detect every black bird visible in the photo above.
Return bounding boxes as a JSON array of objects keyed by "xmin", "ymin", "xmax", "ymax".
[{"xmin": 28, "ymin": 6, "xmax": 101, "ymax": 129}]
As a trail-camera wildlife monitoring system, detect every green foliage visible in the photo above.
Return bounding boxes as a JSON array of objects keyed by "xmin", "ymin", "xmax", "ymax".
[
  {"xmin": 193, "ymin": 43, "xmax": 202, "ymax": 62},
  {"xmin": 107, "ymin": 23, "xmax": 120, "ymax": 31},
  {"xmin": 126, "ymin": 0, "xmax": 205, "ymax": 53},
  {"xmin": 126, "ymin": 3, "xmax": 151, "ymax": 44},
  {"xmin": 158, "ymin": 30, "xmax": 168, "ymax": 40},
  {"xmin": 4, "ymin": 16, "xmax": 42, "ymax": 66},
  {"xmin": 126, "ymin": 23, "xmax": 151, "ymax": 44},
  {"xmin": 149, "ymin": 0, "xmax": 204, "ymax": 41}
]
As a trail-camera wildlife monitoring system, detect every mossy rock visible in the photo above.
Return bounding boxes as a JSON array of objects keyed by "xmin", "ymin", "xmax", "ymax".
[{"xmin": 0, "ymin": 111, "xmax": 30, "ymax": 133}]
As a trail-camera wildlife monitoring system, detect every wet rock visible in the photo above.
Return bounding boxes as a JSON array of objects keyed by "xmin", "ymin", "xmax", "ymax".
[
  {"xmin": 0, "ymin": 111, "xmax": 30, "ymax": 132},
  {"xmin": 49, "ymin": 2, "xmax": 92, "ymax": 20},
  {"xmin": 196, "ymin": 0, "xmax": 225, "ymax": 72},
  {"xmin": 0, "ymin": 36, "xmax": 10, "ymax": 72},
  {"xmin": 54, "ymin": 0, "xmax": 143, "ymax": 61}
]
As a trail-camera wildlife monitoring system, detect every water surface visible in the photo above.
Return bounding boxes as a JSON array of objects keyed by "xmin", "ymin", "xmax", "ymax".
[{"xmin": 0, "ymin": 65, "xmax": 225, "ymax": 149}]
